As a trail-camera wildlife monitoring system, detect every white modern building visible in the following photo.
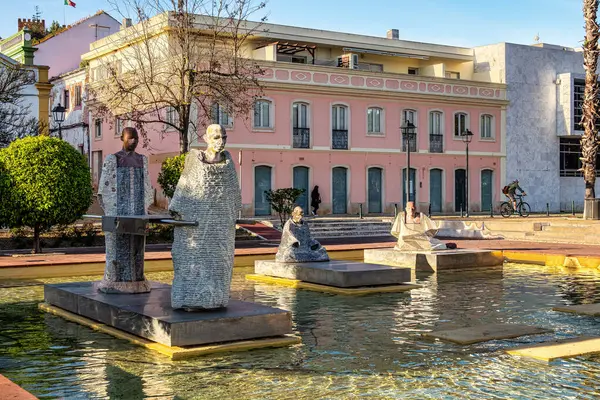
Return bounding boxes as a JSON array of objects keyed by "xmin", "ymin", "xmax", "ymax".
[{"xmin": 474, "ymin": 42, "xmax": 596, "ymax": 212}]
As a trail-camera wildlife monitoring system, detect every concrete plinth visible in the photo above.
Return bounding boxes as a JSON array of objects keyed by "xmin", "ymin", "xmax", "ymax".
[
  {"xmin": 364, "ymin": 248, "xmax": 504, "ymax": 272},
  {"xmin": 254, "ymin": 260, "xmax": 411, "ymax": 288},
  {"xmin": 43, "ymin": 282, "xmax": 293, "ymax": 347}
]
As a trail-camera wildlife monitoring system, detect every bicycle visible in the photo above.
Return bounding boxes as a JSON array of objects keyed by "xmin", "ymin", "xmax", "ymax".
[{"xmin": 500, "ymin": 193, "xmax": 530, "ymax": 218}]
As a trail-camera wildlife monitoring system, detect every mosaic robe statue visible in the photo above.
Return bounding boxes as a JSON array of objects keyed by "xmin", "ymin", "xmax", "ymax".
[
  {"xmin": 97, "ymin": 150, "xmax": 153, "ymax": 293},
  {"xmin": 276, "ymin": 218, "xmax": 329, "ymax": 262},
  {"xmin": 391, "ymin": 212, "xmax": 447, "ymax": 251},
  {"xmin": 169, "ymin": 149, "xmax": 241, "ymax": 310}
]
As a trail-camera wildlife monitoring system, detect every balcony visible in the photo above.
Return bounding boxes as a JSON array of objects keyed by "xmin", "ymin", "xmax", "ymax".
[
  {"xmin": 402, "ymin": 137, "xmax": 417, "ymax": 152},
  {"xmin": 332, "ymin": 129, "xmax": 348, "ymax": 149},
  {"xmin": 293, "ymin": 127, "xmax": 310, "ymax": 148},
  {"xmin": 429, "ymin": 134, "xmax": 444, "ymax": 153}
]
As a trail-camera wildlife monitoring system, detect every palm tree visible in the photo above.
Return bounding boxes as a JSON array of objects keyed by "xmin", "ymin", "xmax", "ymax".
[{"xmin": 581, "ymin": 0, "xmax": 600, "ymax": 203}]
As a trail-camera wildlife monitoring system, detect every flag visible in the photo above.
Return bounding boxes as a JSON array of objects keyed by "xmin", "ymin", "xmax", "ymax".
[{"xmin": 64, "ymin": 0, "xmax": 76, "ymax": 7}]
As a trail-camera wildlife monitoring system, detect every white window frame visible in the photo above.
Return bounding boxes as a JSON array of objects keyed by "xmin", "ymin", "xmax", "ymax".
[
  {"xmin": 480, "ymin": 114, "xmax": 494, "ymax": 140},
  {"xmin": 332, "ymin": 104, "xmax": 348, "ymax": 130},
  {"xmin": 367, "ymin": 107, "xmax": 384, "ymax": 135},
  {"xmin": 165, "ymin": 106, "xmax": 178, "ymax": 130},
  {"xmin": 453, "ymin": 112, "xmax": 469, "ymax": 138},
  {"xmin": 115, "ymin": 117, "xmax": 123, "ymax": 137},
  {"xmin": 292, "ymin": 101, "xmax": 310, "ymax": 129},
  {"xmin": 253, "ymin": 99, "xmax": 273, "ymax": 130},
  {"xmin": 429, "ymin": 110, "xmax": 443, "ymax": 136},
  {"xmin": 212, "ymin": 103, "xmax": 233, "ymax": 127},
  {"xmin": 94, "ymin": 118, "xmax": 102, "ymax": 139}
]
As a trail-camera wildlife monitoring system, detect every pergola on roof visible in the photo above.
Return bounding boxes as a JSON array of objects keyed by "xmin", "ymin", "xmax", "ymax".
[{"xmin": 257, "ymin": 41, "xmax": 316, "ymax": 57}]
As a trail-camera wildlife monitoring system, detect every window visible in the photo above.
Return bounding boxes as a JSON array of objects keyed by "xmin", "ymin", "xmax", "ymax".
[
  {"xmin": 292, "ymin": 102, "xmax": 309, "ymax": 129},
  {"xmin": 115, "ymin": 117, "xmax": 123, "ymax": 136},
  {"xmin": 253, "ymin": 100, "xmax": 272, "ymax": 129},
  {"xmin": 408, "ymin": 68, "xmax": 419, "ymax": 75},
  {"xmin": 332, "ymin": 105, "xmax": 348, "ymax": 130},
  {"xmin": 573, "ymin": 78, "xmax": 600, "ymax": 131},
  {"xmin": 367, "ymin": 107, "xmax": 383, "ymax": 134},
  {"xmin": 94, "ymin": 118, "xmax": 102, "ymax": 139},
  {"xmin": 277, "ymin": 54, "xmax": 307, "ymax": 64},
  {"xmin": 480, "ymin": 114, "xmax": 493, "ymax": 139},
  {"xmin": 211, "ymin": 103, "xmax": 232, "ymax": 126},
  {"xmin": 357, "ymin": 63, "xmax": 384, "ymax": 72},
  {"xmin": 166, "ymin": 107, "xmax": 178, "ymax": 127},
  {"xmin": 402, "ymin": 109, "xmax": 416, "ymax": 125},
  {"xmin": 74, "ymin": 85, "xmax": 82, "ymax": 107},
  {"xmin": 64, "ymin": 89, "xmax": 70, "ymax": 110},
  {"xmin": 560, "ymin": 137, "xmax": 600, "ymax": 177},
  {"xmin": 445, "ymin": 71, "xmax": 460, "ymax": 79},
  {"xmin": 429, "ymin": 111, "xmax": 443, "ymax": 136},
  {"xmin": 454, "ymin": 112, "xmax": 468, "ymax": 137}
]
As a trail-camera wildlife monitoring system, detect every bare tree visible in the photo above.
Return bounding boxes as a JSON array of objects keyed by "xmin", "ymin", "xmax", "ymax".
[
  {"xmin": 581, "ymin": 0, "xmax": 600, "ymax": 201},
  {"xmin": 0, "ymin": 63, "xmax": 42, "ymax": 147},
  {"xmin": 90, "ymin": 0, "xmax": 267, "ymax": 154}
]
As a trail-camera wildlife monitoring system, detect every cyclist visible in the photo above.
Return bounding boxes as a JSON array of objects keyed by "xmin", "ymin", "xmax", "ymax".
[{"xmin": 503, "ymin": 179, "xmax": 526, "ymax": 211}]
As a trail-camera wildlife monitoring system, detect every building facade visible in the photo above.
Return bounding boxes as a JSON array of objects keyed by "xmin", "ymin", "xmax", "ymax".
[
  {"xmin": 474, "ymin": 42, "xmax": 597, "ymax": 212},
  {"xmin": 84, "ymin": 16, "xmax": 508, "ymax": 215}
]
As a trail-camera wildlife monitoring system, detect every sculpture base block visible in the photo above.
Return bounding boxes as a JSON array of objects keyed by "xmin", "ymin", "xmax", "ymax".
[
  {"xmin": 43, "ymin": 282, "xmax": 293, "ymax": 347},
  {"xmin": 364, "ymin": 248, "xmax": 504, "ymax": 272},
  {"xmin": 254, "ymin": 260, "xmax": 411, "ymax": 287}
]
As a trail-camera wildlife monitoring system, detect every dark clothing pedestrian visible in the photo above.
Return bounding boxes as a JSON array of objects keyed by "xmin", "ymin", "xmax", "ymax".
[{"xmin": 310, "ymin": 186, "xmax": 321, "ymax": 216}]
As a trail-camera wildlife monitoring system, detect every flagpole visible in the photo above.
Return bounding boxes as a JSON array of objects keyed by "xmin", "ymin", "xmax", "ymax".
[{"xmin": 64, "ymin": 5, "xmax": 66, "ymax": 27}]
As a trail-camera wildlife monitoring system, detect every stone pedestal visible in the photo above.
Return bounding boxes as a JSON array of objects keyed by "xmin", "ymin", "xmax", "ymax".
[
  {"xmin": 254, "ymin": 260, "xmax": 411, "ymax": 288},
  {"xmin": 364, "ymin": 248, "xmax": 504, "ymax": 272},
  {"xmin": 43, "ymin": 282, "xmax": 293, "ymax": 347}
]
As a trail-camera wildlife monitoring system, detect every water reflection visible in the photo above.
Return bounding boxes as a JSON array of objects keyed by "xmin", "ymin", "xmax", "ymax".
[{"xmin": 1, "ymin": 265, "xmax": 600, "ymax": 398}]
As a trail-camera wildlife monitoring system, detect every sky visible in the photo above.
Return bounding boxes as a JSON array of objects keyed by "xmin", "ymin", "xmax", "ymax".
[{"xmin": 0, "ymin": 0, "xmax": 588, "ymax": 49}]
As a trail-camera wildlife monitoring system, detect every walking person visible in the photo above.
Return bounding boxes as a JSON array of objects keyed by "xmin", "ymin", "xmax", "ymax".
[{"xmin": 310, "ymin": 185, "xmax": 321, "ymax": 216}]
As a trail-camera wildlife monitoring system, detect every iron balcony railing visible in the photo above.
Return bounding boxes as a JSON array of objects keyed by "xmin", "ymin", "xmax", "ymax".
[
  {"xmin": 332, "ymin": 129, "xmax": 349, "ymax": 149},
  {"xmin": 429, "ymin": 134, "xmax": 444, "ymax": 153},
  {"xmin": 293, "ymin": 127, "xmax": 310, "ymax": 148},
  {"xmin": 402, "ymin": 137, "xmax": 417, "ymax": 152}
]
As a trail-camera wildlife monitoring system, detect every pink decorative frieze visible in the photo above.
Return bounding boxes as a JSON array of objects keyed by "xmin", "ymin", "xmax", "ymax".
[
  {"xmin": 291, "ymin": 71, "xmax": 311, "ymax": 82},
  {"xmin": 351, "ymin": 76, "xmax": 365, "ymax": 86},
  {"xmin": 419, "ymin": 82, "xmax": 427, "ymax": 91},
  {"xmin": 262, "ymin": 68, "xmax": 274, "ymax": 79},
  {"xmin": 366, "ymin": 78, "xmax": 384, "ymax": 88},
  {"xmin": 445, "ymin": 85, "xmax": 452, "ymax": 93},
  {"xmin": 427, "ymin": 83, "xmax": 444, "ymax": 93},
  {"xmin": 275, "ymin": 70, "xmax": 290, "ymax": 80},
  {"xmin": 330, "ymin": 74, "xmax": 350, "ymax": 85},
  {"xmin": 495, "ymin": 89, "xmax": 500, "ymax": 98},
  {"xmin": 453, "ymin": 86, "xmax": 468, "ymax": 95},
  {"xmin": 313, "ymin": 73, "xmax": 328, "ymax": 84},
  {"xmin": 479, "ymin": 88, "xmax": 494, "ymax": 97},
  {"xmin": 469, "ymin": 87, "xmax": 478, "ymax": 96},
  {"xmin": 385, "ymin": 79, "xmax": 399, "ymax": 89},
  {"xmin": 400, "ymin": 81, "xmax": 418, "ymax": 91}
]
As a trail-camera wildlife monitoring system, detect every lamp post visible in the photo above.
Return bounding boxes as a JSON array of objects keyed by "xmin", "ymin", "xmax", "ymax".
[
  {"xmin": 401, "ymin": 120, "xmax": 417, "ymax": 207},
  {"xmin": 460, "ymin": 129, "xmax": 474, "ymax": 217},
  {"xmin": 52, "ymin": 104, "xmax": 66, "ymax": 140}
]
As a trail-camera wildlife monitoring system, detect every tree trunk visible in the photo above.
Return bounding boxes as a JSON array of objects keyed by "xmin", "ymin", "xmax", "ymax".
[
  {"xmin": 33, "ymin": 224, "xmax": 41, "ymax": 254},
  {"xmin": 581, "ymin": 0, "xmax": 600, "ymax": 200}
]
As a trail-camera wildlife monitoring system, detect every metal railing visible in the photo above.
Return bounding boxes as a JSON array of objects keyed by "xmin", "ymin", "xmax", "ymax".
[
  {"xmin": 293, "ymin": 127, "xmax": 310, "ymax": 149},
  {"xmin": 332, "ymin": 129, "xmax": 348, "ymax": 149},
  {"xmin": 402, "ymin": 137, "xmax": 417, "ymax": 152},
  {"xmin": 429, "ymin": 134, "xmax": 443, "ymax": 153}
]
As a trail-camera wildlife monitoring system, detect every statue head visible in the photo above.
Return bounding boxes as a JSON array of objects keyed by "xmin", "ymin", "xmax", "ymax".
[
  {"xmin": 121, "ymin": 127, "xmax": 139, "ymax": 152},
  {"xmin": 405, "ymin": 201, "xmax": 416, "ymax": 217},
  {"xmin": 291, "ymin": 206, "xmax": 304, "ymax": 224},
  {"xmin": 203, "ymin": 124, "xmax": 227, "ymax": 153}
]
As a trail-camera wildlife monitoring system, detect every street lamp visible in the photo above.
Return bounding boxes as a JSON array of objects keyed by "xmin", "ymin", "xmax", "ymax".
[
  {"xmin": 52, "ymin": 103, "xmax": 66, "ymax": 140},
  {"xmin": 401, "ymin": 120, "xmax": 417, "ymax": 207},
  {"xmin": 460, "ymin": 128, "xmax": 474, "ymax": 216}
]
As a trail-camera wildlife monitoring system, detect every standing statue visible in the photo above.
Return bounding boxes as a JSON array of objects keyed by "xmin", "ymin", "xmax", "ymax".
[
  {"xmin": 276, "ymin": 206, "xmax": 329, "ymax": 262},
  {"xmin": 96, "ymin": 127, "xmax": 153, "ymax": 293},
  {"xmin": 391, "ymin": 201, "xmax": 447, "ymax": 251},
  {"xmin": 169, "ymin": 124, "xmax": 241, "ymax": 311}
]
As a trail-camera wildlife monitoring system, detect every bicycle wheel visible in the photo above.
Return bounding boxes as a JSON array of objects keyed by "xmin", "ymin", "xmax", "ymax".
[
  {"xmin": 500, "ymin": 202, "xmax": 513, "ymax": 218},
  {"xmin": 519, "ymin": 202, "xmax": 531, "ymax": 217}
]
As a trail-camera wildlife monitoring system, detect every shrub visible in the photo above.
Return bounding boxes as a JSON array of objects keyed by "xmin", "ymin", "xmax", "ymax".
[
  {"xmin": 0, "ymin": 136, "xmax": 93, "ymax": 253},
  {"xmin": 157, "ymin": 153, "xmax": 186, "ymax": 198},
  {"xmin": 265, "ymin": 188, "xmax": 305, "ymax": 227}
]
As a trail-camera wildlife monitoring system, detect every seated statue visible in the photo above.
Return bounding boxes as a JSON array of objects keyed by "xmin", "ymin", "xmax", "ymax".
[
  {"xmin": 391, "ymin": 202, "xmax": 447, "ymax": 251},
  {"xmin": 276, "ymin": 206, "xmax": 329, "ymax": 262}
]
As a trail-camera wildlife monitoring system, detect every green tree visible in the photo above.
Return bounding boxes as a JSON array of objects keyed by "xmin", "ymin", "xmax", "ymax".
[
  {"xmin": 157, "ymin": 153, "xmax": 186, "ymax": 198},
  {"xmin": 265, "ymin": 188, "xmax": 305, "ymax": 227},
  {"xmin": 0, "ymin": 136, "xmax": 93, "ymax": 253},
  {"xmin": 47, "ymin": 20, "xmax": 63, "ymax": 35}
]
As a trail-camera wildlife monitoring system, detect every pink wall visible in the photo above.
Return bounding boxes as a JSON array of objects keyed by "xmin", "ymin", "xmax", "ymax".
[
  {"xmin": 35, "ymin": 13, "xmax": 121, "ymax": 78},
  {"xmin": 91, "ymin": 87, "xmax": 504, "ymax": 214}
]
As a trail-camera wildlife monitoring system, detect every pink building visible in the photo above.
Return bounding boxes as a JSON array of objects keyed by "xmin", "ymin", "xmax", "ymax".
[{"xmin": 85, "ymin": 19, "xmax": 507, "ymax": 216}]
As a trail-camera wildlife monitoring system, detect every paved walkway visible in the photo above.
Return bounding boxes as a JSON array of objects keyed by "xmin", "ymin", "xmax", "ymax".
[{"xmin": 2, "ymin": 238, "xmax": 600, "ymax": 269}]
